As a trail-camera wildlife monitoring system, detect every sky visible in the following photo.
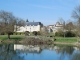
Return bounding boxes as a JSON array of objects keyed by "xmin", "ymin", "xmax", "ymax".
[{"xmin": 0, "ymin": 0, "xmax": 80, "ymax": 26}]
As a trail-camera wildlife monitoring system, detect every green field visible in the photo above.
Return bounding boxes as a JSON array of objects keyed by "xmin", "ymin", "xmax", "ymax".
[
  {"xmin": 0, "ymin": 35, "xmax": 25, "ymax": 40},
  {"xmin": 55, "ymin": 37, "xmax": 77, "ymax": 43}
]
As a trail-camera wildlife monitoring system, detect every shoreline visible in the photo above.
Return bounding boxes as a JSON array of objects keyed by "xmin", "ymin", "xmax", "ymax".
[{"xmin": 0, "ymin": 39, "xmax": 80, "ymax": 46}]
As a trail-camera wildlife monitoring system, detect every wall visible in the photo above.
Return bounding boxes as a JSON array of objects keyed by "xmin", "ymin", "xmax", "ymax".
[{"xmin": 14, "ymin": 25, "xmax": 41, "ymax": 32}]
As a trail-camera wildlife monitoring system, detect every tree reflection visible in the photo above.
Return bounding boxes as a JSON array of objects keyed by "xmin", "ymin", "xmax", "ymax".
[
  {"xmin": 0, "ymin": 44, "xmax": 24, "ymax": 60},
  {"xmin": 0, "ymin": 44, "xmax": 14, "ymax": 60},
  {"xmin": 54, "ymin": 45, "xmax": 74, "ymax": 60},
  {"xmin": 71, "ymin": 52, "xmax": 80, "ymax": 60},
  {"xmin": 55, "ymin": 46, "xmax": 74, "ymax": 54}
]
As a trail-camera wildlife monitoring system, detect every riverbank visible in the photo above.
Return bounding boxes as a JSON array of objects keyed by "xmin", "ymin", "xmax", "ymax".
[
  {"xmin": 0, "ymin": 35, "xmax": 79, "ymax": 46},
  {"xmin": 1, "ymin": 40, "xmax": 80, "ymax": 46}
]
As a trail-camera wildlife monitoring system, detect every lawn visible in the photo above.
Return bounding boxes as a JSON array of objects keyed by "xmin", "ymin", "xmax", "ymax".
[
  {"xmin": 0, "ymin": 35, "xmax": 78, "ymax": 43},
  {"xmin": 55, "ymin": 37, "xmax": 77, "ymax": 43},
  {"xmin": 0, "ymin": 35, "xmax": 25, "ymax": 40}
]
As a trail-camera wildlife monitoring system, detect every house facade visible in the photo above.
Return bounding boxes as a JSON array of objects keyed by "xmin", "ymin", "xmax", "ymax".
[
  {"xmin": 14, "ymin": 22, "xmax": 43, "ymax": 32},
  {"xmin": 47, "ymin": 22, "xmax": 63, "ymax": 34}
]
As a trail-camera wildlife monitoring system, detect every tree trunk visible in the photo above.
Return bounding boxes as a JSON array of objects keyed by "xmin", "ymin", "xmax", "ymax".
[{"xmin": 8, "ymin": 34, "xmax": 10, "ymax": 39}]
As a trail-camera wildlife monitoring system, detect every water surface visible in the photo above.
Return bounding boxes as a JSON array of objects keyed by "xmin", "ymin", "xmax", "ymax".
[{"xmin": 0, "ymin": 44, "xmax": 80, "ymax": 60}]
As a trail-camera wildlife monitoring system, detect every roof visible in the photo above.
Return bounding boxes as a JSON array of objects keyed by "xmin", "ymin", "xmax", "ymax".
[
  {"xmin": 48, "ymin": 25, "xmax": 54, "ymax": 26},
  {"xmin": 26, "ymin": 22, "xmax": 42, "ymax": 26}
]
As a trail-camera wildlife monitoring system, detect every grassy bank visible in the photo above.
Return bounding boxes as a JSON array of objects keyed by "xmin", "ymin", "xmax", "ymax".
[
  {"xmin": 55, "ymin": 37, "xmax": 77, "ymax": 43},
  {"xmin": 0, "ymin": 35, "xmax": 78, "ymax": 43},
  {"xmin": 0, "ymin": 35, "xmax": 25, "ymax": 40}
]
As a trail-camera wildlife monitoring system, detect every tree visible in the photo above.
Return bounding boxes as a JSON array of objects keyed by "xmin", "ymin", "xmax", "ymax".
[
  {"xmin": 40, "ymin": 26, "xmax": 48, "ymax": 36},
  {"xmin": 65, "ymin": 22, "xmax": 74, "ymax": 31},
  {"xmin": 58, "ymin": 18, "xmax": 64, "ymax": 24},
  {"xmin": 14, "ymin": 18, "xmax": 26, "ymax": 35},
  {"xmin": 26, "ymin": 19, "xmax": 29, "ymax": 22},
  {"xmin": 72, "ymin": 5, "xmax": 80, "ymax": 36},
  {"xmin": 0, "ymin": 10, "xmax": 17, "ymax": 39},
  {"xmin": 18, "ymin": 19, "xmax": 26, "ymax": 26},
  {"xmin": 58, "ymin": 18, "xmax": 65, "ymax": 37}
]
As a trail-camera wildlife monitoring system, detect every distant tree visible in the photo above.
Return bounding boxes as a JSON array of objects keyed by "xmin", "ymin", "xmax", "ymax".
[
  {"xmin": 55, "ymin": 31, "xmax": 64, "ymax": 37},
  {"xmin": 58, "ymin": 18, "xmax": 64, "ymax": 24},
  {"xmin": 26, "ymin": 19, "xmax": 29, "ymax": 22},
  {"xmin": 0, "ymin": 11, "xmax": 25, "ymax": 39},
  {"xmin": 65, "ymin": 22, "xmax": 74, "ymax": 31},
  {"xmin": 14, "ymin": 18, "xmax": 26, "ymax": 35},
  {"xmin": 72, "ymin": 5, "xmax": 80, "ymax": 36},
  {"xmin": 40, "ymin": 26, "xmax": 48, "ymax": 36},
  {"xmin": 65, "ymin": 31, "xmax": 76, "ymax": 37},
  {"xmin": 58, "ymin": 18, "xmax": 65, "ymax": 37},
  {"xmin": 0, "ymin": 10, "xmax": 17, "ymax": 39},
  {"xmin": 18, "ymin": 19, "xmax": 26, "ymax": 26}
]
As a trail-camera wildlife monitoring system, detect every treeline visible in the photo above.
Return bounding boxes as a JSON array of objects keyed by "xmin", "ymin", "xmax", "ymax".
[
  {"xmin": 0, "ymin": 10, "xmax": 26, "ymax": 39},
  {"xmin": 55, "ymin": 31, "xmax": 76, "ymax": 37},
  {"xmin": 55, "ymin": 5, "xmax": 80, "ymax": 37}
]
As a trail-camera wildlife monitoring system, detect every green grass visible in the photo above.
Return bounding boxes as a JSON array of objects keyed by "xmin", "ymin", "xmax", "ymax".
[
  {"xmin": 0, "ymin": 35, "xmax": 78, "ymax": 43},
  {"xmin": 55, "ymin": 37, "xmax": 77, "ymax": 43},
  {"xmin": 0, "ymin": 35, "xmax": 25, "ymax": 40}
]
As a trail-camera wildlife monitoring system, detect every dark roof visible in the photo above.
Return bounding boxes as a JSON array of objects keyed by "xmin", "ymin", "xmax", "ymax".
[{"xmin": 26, "ymin": 22, "xmax": 42, "ymax": 26}]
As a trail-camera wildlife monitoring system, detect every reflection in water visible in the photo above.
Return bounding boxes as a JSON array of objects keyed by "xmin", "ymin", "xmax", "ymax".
[
  {"xmin": 0, "ymin": 44, "xmax": 80, "ymax": 60},
  {"xmin": 14, "ymin": 44, "xmax": 42, "ymax": 54}
]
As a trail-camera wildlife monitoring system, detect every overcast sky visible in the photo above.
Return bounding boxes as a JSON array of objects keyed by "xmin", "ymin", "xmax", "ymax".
[{"xmin": 0, "ymin": 0, "xmax": 80, "ymax": 25}]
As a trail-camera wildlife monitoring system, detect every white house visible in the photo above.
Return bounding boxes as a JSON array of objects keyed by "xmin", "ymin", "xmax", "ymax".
[
  {"xmin": 47, "ymin": 22, "xmax": 63, "ymax": 33},
  {"xmin": 14, "ymin": 22, "xmax": 43, "ymax": 32}
]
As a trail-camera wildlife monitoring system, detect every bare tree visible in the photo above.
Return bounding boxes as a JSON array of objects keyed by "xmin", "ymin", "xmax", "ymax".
[
  {"xmin": 72, "ymin": 5, "xmax": 80, "ymax": 36},
  {"xmin": 58, "ymin": 18, "xmax": 65, "ymax": 37},
  {"xmin": 18, "ymin": 19, "xmax": 26, "ymax": 26},
  {"xmin": 0, "ymin": 10, "xmax": 17, "ymax": 39},
  {"xmin": 14, "ymin": 18, "xmax": 26, "ymax": 34},
  {"xmin": 58, "ymin": 18, "xmax": 64, "ymax": 24},
  {"xmin": 65, "ymin": 22, "xmax": 74, "ymax": 31}
]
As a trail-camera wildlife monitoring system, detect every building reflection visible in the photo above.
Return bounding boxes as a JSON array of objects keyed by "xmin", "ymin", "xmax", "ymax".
[
  {"xmin": 14, "ymin": 44, "xmax": 42, "ymax": 54},
  {"xmin": 14, "ymin": 44, "xmax": 80, "ymax": 54}
]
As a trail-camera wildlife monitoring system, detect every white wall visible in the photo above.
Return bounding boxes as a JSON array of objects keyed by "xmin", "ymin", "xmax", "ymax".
[
  {"xmin": 14, "ymin": 25, "xmax": 41, "ymax": 32},
  {"xmin": 17, "ymin": 26, "xmax": 26, "ymax": 32}
]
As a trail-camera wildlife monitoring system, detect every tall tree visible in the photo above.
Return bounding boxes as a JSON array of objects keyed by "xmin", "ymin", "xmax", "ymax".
[
  {"xmin": 58, "ymin": 18, "xmax": 65, "ymax": 37},
  {"xmin": 72, "ymin": 5, "xmax": 80, "ymax": 36},
  {"xmin": 0, "ymin": 11, "xmax": 17, "ymax": 39},
  {"xmin": 65, "ymin": 22, "xmax": 74, "ymax": 31}
]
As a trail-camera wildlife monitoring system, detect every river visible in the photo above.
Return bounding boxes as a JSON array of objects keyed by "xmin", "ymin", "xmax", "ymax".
[{"xmin": 0, "ymin": 44, "xmax": 80, "ymax": 60}]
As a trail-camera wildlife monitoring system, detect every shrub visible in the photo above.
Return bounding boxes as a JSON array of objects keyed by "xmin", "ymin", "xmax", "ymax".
[
  {"xmin": 8, "ymin": 32, "xmax": 13, "ymax": 35},
  {"xmin": 25, "ymin": 31, "xmax": 30, "ymax": 36},
  {"xmin": 55, "ymin": 31, "xmax": 64, "ymax": 37},
  {"xmin": 65, "ymin": 31, "xmax": 76, "ymax": 37},
  {"xmin": 33, "ymin": 31, "xmax": 37, "ymax": 36},
  {"xmin": 13, "ymin": 32, "xmax": 25, "ymax": 35},
  {"xmin": 0, "ymin": 32, "xmax": 5, "ymax": 35},
  {"xmin": 37, "ymin": 31, "xmax": 41, "ymax": 35}
]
